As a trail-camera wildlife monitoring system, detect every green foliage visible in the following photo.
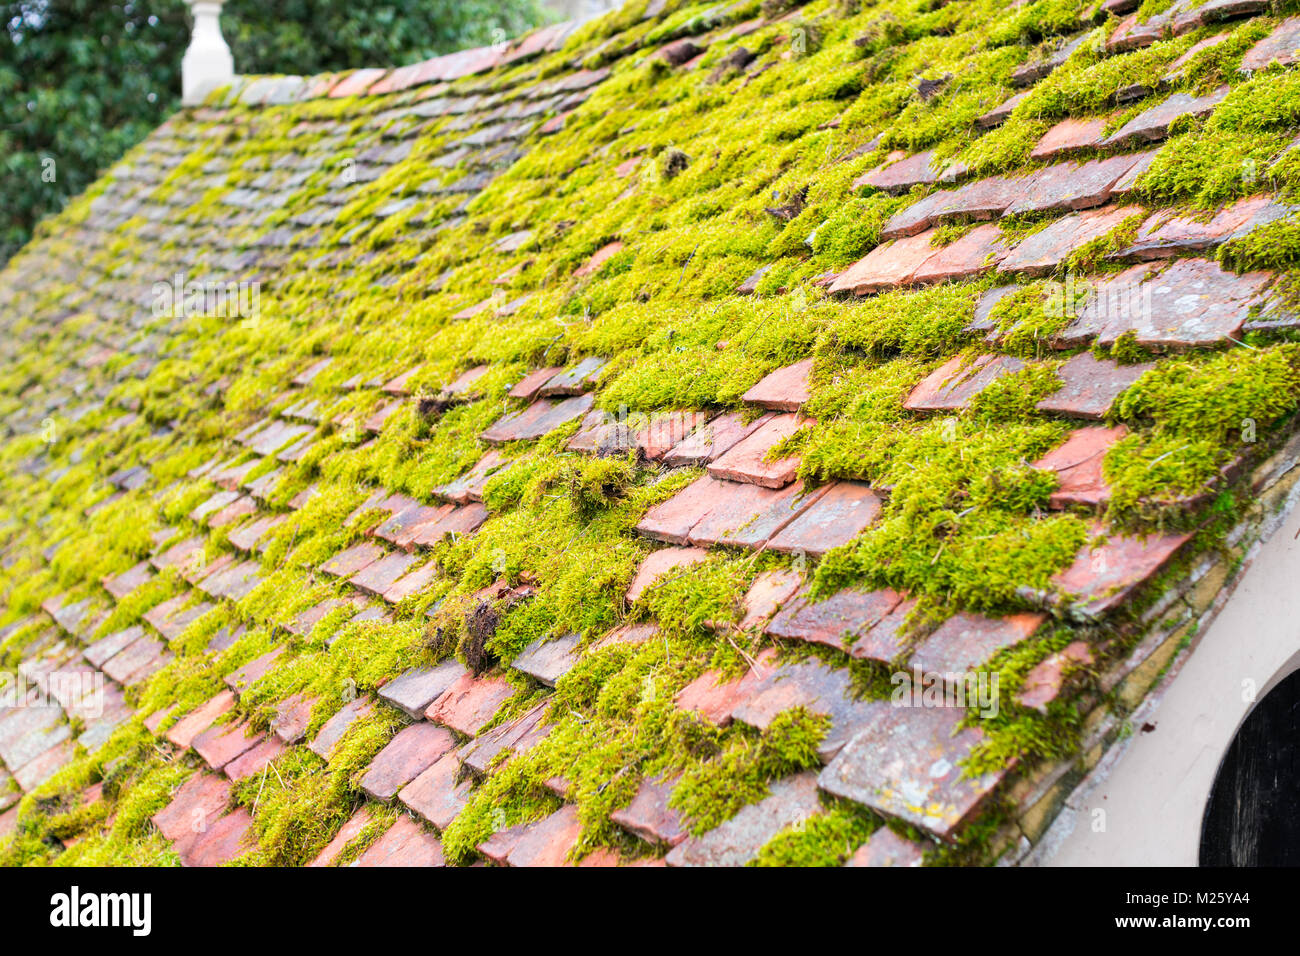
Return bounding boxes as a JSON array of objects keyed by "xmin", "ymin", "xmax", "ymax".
[{"xmin": 0, "ymin": 0, "xmax": 549, "ymax": 262}]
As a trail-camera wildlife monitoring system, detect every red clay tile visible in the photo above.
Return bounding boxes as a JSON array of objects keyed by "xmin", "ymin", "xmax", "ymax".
[
  {"xmin": 574, "ymin": 240, "xmax": 625, "ymax": 278},
  {"xmin": 373, "ymin": 502, "xmax": 448, "ymax": 548},
  {"xmin": 508, "ymin": 367, "xmax": 564, "ymax": 401},
  {"xmin": 1017, "ymin": 641, "xmax": 1093, "ymax": 711},
  {"xmin": 636, "ymin": 474, "xmax": 731, "ymax": 544},
  {"xmin": 1003, "ymin": 154, "xmax": 1149, "ymax": 216},
  {"xmin": 689, "ymin": 479, "xmax": 828, "ymax": 549},
  {"xmin": 353, "ymin": 814, "xmax": 445, "ymax": 866},
  {"xmin": 308, "ymin": 806, "xmax": 372, "ymax": 867},
  {"xmin": 731, "ymin": 657, "xmax": 890, "ymax": 761},
  {"xmin": 845, "ymin": 827, "xmax": 926, "ymax": 866},
  {"xmin": 661, "ymin": 412, "xmax": 774, "ymax": 467},
  {"xmin": 224, "ymin": 736, "xmax": 288, "ymax": 781},
  {"xmin": 736, "ymin": 569, "xmax": 803, "ymax": 630},
  {"xmin": 1101, "ymin": 87, "xmax": 1228, "ymax": 147},
  {"xmin": 1051, "ymin": 527, "xmax": 1191, "ymax": 616},
  {"xmin": 207, "ymin": 494, "xmax": 258, "ymax": 529},
  {"xmin": 910, "ymin": 611, "xmax": 1046, "ymax": 674},
  {"xmin": 1000, "ymin": 204, "xmax": 1142, "ymax": 276},
  {"xmin": 1030, "ymin": 117, "xmax": 1108, "ymax": 161},
  {"xmin": 350, "ymin": 550, "xmax": 418, "ymax": 597},
  {"xmin": 425, "ymin": 674, "xmax": 514, "ymax": 736},
  {"xmin": 1035, "ymin": 352, "xmax": 1154, "ymax": 419},
  {"xmin": 399, "ymin": 752, "xmax": 474, "ymax": 829},
  {"xmin": 382, "ymin": 559, "xmax": 440, "ymax": 603},
  {"xmin": 819, "ymin": 706, "xmax": 1006, "ymax": 840},
  {"xmin": 666, "ymin": 772, "xmax": 822, "ymax": 866},
  {"xmin": 976, "ymin": 88, "xmax": 1030, "ymax": 128},
  {"xmin": 1034, "ymin": 425, "xmax": 1128, "ymax": 508},
  {"xmin": 84, "ymin": 625, "xmax": 145, "ymax": 668},
  {"xmin": 409, "ymin": 502, "xmax": 489, "ymax": 546},
  {"xmin": 360, "ymin": 723, "xmax": 457, "ymax": 800},
  {"xmin": 854, "ymin": 149, "xmax": 941, "ymax": 194},
  {"xmin": 14, "ymin": 740, "xmax": 76, "ymax": 790},
  {"xmin": 227, "ymin": 513, "xmax": 284, "ymax": 552},
  {"xmin": 165, "ymin": 691, "xmax": 237, "ymax": 749},
  {"xmin": 193, "ymin": 719, "xmax": 263, "ymax": 770},
  {"xmin": 181, "ymin": 807, "xmax": 257, "ymax": 866},
  {"xmin": 611, "ymin": 775, "xmax": 688, "ymax": 847},
  {"xmin": 1060, "ymin": 258, "xmax": 1271, "ymax": 348},
  {"xmin": 511, "ymin": 632, "xmax": 581, "ymax": 686},
  {"xmin": 904, "ymin": 354, "xmax": 1025, "ymax": 413},
  {"xmin": 1122, "ymin": 195, "xmax": 1291, "ymax": 260},
  {"xmin": 828, "ymin": 231, "xmax": 936, "ymax": 294},
  {"xmin": 567, "ymin": 409, "xmax": 710, "ymax": 460},
  {"xmin": 152, "ymin": 772, "xmax": 232, "ymax": 845},
  {"xmin": 481, "ymin": 394, "xmax": 594, "ymax": 443},
  {"xmin": 767, "ymin": 587, "xmax": 904, "ymax": 657},
  {"xmin": 1241, "ymin": 15, "xmax": 1300, "ymax": 71},
  {"xmin": 707, "ymin": 413, "xmax": 807, "ymax": 488},
  {"xmin": 320, "ymin": 542, "xmax": 385, "ymax": 578},
  {"xmin": 910, "ymin": 223, "xmax": 1009, "ymax": 285},
  {"xmin": 458, "ymin": 700, "xmax": 551, "ymax": 776},
  {"xmin": 102, "ymin": 561, "xmax": 154, "ymax": 600},
  {"xmin": 537, "ymin": 357, "xmax": 607, "ymax": 397},
  {"xmin": 271, "ymin": 693, "xmax": 316, "ymax": 744},
  {"xmin": 742, "ymin": 359, "xmax": 813, "ymax": 411},
  {"xmin": 674, "ymin": 649, "xmax": 779, "ymax": 726},
  {"xmin": 767, "ymin": 481, "xmax": 883, "ymax": 557},
  {"xmin": 506, "ymin": 804, "xmax": 584, "ymax": 866},
  {"xmin": 102, "ymin": 635, "xmax": 170, "ymax": 686},
  {"xmin": 626, "ymin": 546, "xmax": 710, "ymax": 603},
  {"xmin": 434, "ymin": 449, "xmax": 510, "ymax": 503}
]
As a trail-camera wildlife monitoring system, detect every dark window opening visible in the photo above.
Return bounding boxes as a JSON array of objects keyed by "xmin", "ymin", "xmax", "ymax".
[{"xmin": 1200, "ymin": 668, "xmax": 1300, "ymax": 866}]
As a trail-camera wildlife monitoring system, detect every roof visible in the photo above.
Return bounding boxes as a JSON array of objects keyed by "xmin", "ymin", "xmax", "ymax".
[{"xmin": 2, "ymin": 0, "xmax": 1300, "ymax": 867}]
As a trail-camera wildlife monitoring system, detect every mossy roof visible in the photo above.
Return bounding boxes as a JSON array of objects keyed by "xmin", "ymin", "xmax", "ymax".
[{"xmin": 2, "ymin": 0, "xmax": 1300, "ymax": 867}]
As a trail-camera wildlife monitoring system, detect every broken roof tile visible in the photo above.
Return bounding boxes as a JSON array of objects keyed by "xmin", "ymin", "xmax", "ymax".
[
  {"xmin": 1017, "ymin": 641, "xmax": 1094, "ymax": 711},
  {"xmin": 767, "ymin": 587, "xmax": 905, "ymax": 658},
  {"xmin": 611, "ymin": 775, "xmax": 689, "ymax": 847},
  {"xmin": 688, "ymin": 479, "xmax": 828, "ymax": 550},
  {"xmin": 845, "ymin": 827, "xmax": 926, "ymax": 867}
]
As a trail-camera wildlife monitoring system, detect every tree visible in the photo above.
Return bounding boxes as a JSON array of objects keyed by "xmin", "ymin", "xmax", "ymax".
[{"xmin": 0, "ymin": 0, "xmax": 548, "ymax": 263}]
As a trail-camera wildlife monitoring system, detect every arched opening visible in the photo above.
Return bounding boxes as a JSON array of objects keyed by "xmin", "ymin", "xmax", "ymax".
[{"xmin": 1200, "ymin": 668, "xmax": 1300, "ymax": 866}]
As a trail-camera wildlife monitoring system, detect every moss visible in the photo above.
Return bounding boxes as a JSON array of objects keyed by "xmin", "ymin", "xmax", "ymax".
[
  {"xmin": 669, "ymin": 707, "xmax": 829, "ymax": 834},
  {"xmin": 750, "ymin": 798, "xmax": 881, "ymax": 866}
]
